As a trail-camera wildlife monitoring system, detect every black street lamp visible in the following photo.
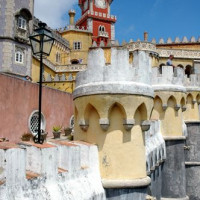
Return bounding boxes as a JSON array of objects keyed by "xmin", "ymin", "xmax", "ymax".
[{"xmin": 29, "ymin": 22, "xmax": 54, "ymax": 144}]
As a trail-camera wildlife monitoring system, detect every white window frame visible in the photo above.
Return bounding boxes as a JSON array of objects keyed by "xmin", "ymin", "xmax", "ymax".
[
  {"xmin": 18, "ymin": 16, "xmax": 27, "ymax": 30},
  {"xmin": 73, "ymin": 41, "xmax": 82, "ymax": 50},
  {"xmin": 28, "ymin": 110, "xmax": 46, "ymax": 136},
  {"xmin": 15, "ymin": 49, "xmax": 24, "ymax": 64}
]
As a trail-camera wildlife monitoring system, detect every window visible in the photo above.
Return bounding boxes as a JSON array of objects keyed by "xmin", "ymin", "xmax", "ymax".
[
  {"xmin": 18, "ymin": 16, "xmax": 27, "ymax": 30},
  {"xmin": 99, "ymin": 25, "xmax": 105, "ymax": 32},
  {"xmin": 29, "ymin": 111, "xmax": 46, "ymax": 136},
  {"xmin": 15, "ymin": 49, "xmax": 24, "ymax": 64},
  {"xmin": 73, "ymin": 42, "xmax": 82, "ymax": 50},
  {"xmin": 56, "ymin": 52, "xmax": 61, "ymax": 63}
]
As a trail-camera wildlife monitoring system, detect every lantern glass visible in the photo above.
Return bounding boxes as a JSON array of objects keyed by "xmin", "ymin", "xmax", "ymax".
[{"xmin": 29, "ymin": 23, "xmax": 54, "ymax": 57}]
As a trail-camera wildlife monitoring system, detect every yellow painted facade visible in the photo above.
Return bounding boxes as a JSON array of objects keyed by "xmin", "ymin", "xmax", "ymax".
[
  {"xmin": 151, "ymin": 91, "xmax": 186, "ymax": 137},
  {"xmin": 74, "ymin": 94, "xmax": 153, "ymax": 180},
  {"xmin": 184, "ymin": 92, "xmax": 200, "ymax": 121},
  {"xmin": 61, "ymin": 31, "xmax": 92, "ymax": 65}
]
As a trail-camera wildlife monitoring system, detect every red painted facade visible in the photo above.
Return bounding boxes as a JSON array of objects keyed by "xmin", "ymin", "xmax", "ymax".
[
  {"xmin": 77, "ymin": 0, "xmax": 116, "ymax": 45},
  {"xmin": 0, "ymin": 74, "xmax": 74, "ymax": 142}
]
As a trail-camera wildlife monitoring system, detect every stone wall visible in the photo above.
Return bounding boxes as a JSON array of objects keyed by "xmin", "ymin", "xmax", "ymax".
[
  {"xmin": 0, "ymin": 141, "xmax": 106, "ymax": 200},
  {"xmin": 0, "ymin": 0, "xmax": 33, "ymax": 75},
  {"xmin": 185, "ymin": 122, "xmax": 200, "ymax": 200},
  {"xmin": 0, "ymin": 73, "xmax": 73, "ymax": 142}
]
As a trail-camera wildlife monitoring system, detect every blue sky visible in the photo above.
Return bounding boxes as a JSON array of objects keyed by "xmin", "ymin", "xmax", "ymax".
[
  {"xmin": 35, "ymin": 0, "xmax": 200, "ymax": 44},
  {"xmin": 72, "ymin": 0, "xmax": 200, "ymax": 43}
]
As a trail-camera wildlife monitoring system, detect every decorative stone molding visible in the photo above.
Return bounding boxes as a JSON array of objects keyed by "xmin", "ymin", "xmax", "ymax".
[
  {"xmin": 79, "ymin": 119, "xmax": 89, "ymax": 131},
  {"xmin": 141, "ymin": 120, "xmax": 151, "ymax": 132},
  {"xmin": 192, "ymin": 100, "xmax": 196, "ymax": 104},
  {"xmin": 174, "ymin": 104, "xmax": 181, "ymax": 111},
  {"xmin": 102, "ymin": 176, "xmax": 151, "ymax": 189},
  {"xmin": 158, "ymin": 49, "xmax": 200, "ymax": 59},
  {"xmin": 161, "ymin": 196, "xmax": 189, "ymax": 200},
  {"xmin": 185, "ymin": 162, "xmax": 200, "ymax": 166},
  {"xmin": 123, "ymin": 119, "xmax": 135, "ymax": 131},
  {"xmin": 99, "ymin": 118, "xmax": 110, "ymax": 131},
  {"xmin": 162, "ymin": 104, "xmax": 168, "ymax": 111},
  {"xmin": 163, "ymin": 136, "xmax": 186, "ymax": 141},
  {"xmin": 125, "ymin": 41, "xmax": 157, "ymax": 53},
  {"xmin": 182, "ymin": 105, "xmax": 187, "ymax": 112}
]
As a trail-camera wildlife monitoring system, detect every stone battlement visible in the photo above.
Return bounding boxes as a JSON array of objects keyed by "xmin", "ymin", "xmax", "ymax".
[
  {"xmin": 152, "ymin": 65, "xmax": 186, "ymax": 92},
  {"xmin": 145, "ymin": 120, "xmax": 166, "ymax": 175},
  {"xmin": 0, "ymin": 141, "xmax": 105, "ymax": 200},
  {"xmin": 152, "ymin": 65, "xmax": 200, "ymax": 92},
  {"xmin": 73, "ymin": 48, "xmax": 154, "ymax": 99},
  {"xmin": 184, "ymin": 74, "xmax": 200, "ymax": 91},
  {"xmin": 157, "ymin": 36, "xmax": 200, "ymax": 44}
]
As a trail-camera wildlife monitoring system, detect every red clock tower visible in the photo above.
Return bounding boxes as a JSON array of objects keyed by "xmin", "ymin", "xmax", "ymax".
[{"xmin": 77, "ymin": 0, "xmax": 116, "ymax": 45}]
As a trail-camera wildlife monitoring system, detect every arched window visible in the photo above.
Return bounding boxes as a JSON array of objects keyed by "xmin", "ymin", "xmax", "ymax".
[
  {"xmin": 185, "ymin": 65, "xmax": 193, "ymax": 78},
  {"xmin": 18, "ymin": 16, "xmax": 27, "ymax": 30},
  {"xmin": 99, "ymin": 25, "xmax": 105, "ymax": 32},
  {"xmin": 15, "ymin": 49, "xmax": 24, "ymax": 63}
]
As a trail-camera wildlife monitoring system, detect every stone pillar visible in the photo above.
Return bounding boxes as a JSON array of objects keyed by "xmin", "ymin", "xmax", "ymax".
[
  {"xmin": 185, "ymin": 121, "xmax": 200, "ymax": 200},
  {"xmin": 161, "ymin": 138, "xmax": 188, "ymax": 200},
  {"xmin": 73, "ymin": 48, "xmax": 154, "ymax": 199}
]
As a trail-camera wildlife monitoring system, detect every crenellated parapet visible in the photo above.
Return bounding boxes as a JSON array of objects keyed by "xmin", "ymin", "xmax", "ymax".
[
  {"xmin": 158, "ymin": 36, "xmax": 200, "ymax": 44},
  {"xmin": 145, "ymin": 120, "xmax": 166, "ymax": 175},
  {"xmin": 0, "ymin": 141, "xmax": 105, "ymax": 200},
  {"xmin": 74, "ymin": 48, "xmax": 154, "ymax": 99},
  {"xmin": 184, "ymin": 74, "xmax": 200, "ymax": 91},
  {"xmin": 152, "ymin": 65, "xmax": 186, "ymax": 92}
]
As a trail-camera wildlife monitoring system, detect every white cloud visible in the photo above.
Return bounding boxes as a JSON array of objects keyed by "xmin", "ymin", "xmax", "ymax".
[{"xmin": 34, "ymin": 0, "xmax": 77, "ymax": 28}]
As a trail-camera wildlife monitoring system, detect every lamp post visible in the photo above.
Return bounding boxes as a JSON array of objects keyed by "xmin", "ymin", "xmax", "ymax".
[{"xmin": 29, "ymin": 22, "xmax": 54, "ymax": 144}]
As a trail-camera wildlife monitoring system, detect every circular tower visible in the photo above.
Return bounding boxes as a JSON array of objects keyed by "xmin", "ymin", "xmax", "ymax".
[{"xmin": 73, "ymin": 47, "xmax": 154, "ymax": 199}]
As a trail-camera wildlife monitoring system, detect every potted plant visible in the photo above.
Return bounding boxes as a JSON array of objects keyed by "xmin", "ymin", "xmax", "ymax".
[
  {"xmin": 64, "ymin": 127, "xmax": 72, "ymax": 136},
  {"xmin": 21, "ymin": 132, "xmax": 32, "ymax": 141},
  {"xmin": 52, "ymin": 125, "xmax": 62, "ymax": 139},
  {"xmin": 41, "ymin": 130, "xmax": 48, "ymax": 141}
]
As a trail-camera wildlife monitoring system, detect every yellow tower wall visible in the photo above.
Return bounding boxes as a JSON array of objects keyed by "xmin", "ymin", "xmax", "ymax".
[{"xmin": 74, "ymin": 94, "xmax": 153, "ymax": 180}]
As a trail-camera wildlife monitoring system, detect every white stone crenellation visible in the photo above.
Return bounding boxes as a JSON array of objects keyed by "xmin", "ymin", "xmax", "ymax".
[
  {"xmin": 145, "ymin": 120, "xmax": 166, "ymax": 175},
  {"xmin": 152, "ymin": 66, "xmax": 186, "ymax": 92},
  {"xmin": 0, "ymin": 141, "xmax": 106, "ymax": 200},
  {"xmin": 152, "ymin": 65, "xmax": 200, "ymax": 92},
  {"xmin": 73, "ymin": 48, "xmax": 154, "ymax": 99},
  {"xmin": 184, "ymin": 74, "xmax": 200, "ymax": 91}
]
